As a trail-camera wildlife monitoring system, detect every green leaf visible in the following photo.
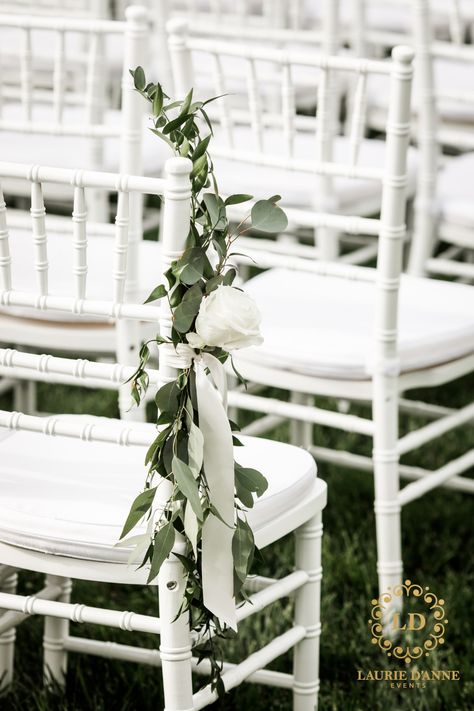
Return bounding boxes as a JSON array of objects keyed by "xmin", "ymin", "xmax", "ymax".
[
  {"xmin": 251, "ymin": 199, "xmax": 288, "ymax": 233},
  {"xmin": 180, "ymin": 137, "xmax": 190, "ymax": 156},
  {"xmin": 187, "ymin": 420, "xmax": 204, "ymax": 475},
  {"xmin": 179, "ymin": 88, "xmax": 194, "ymax": 117},
  {"xmin": 232, "ymin": 518, "xmax": 255, "ymax": 584},
  {"xmin": 153, "ymin": 84, "xmax": 163, "ymax": 116},
  {"xmin": 199, "ymin": 107, "xmax": 214, "ymax": 135},
  {"xmin": 120, "ymin": 487, "xmax": 157, "ymax": 539},
  {"xmin": 155, "ymin": 380, "xmax": 181, "ymax": 415},
  {"xmin": 174, "ymin": 247, "xmax": 212, "ymax": 286},
  {"xmin": 184, "ymin": 502, "xmax": 199, "ymax": 556},
  {"xmin": 163, "ymin": 113, "xmax": 193, "ymax": 135},
  {"xmin": 267, "ymin": 194, "xmax": 282, "ymax": 203},
  {"xmin": 132, "ymin": 66, "xmax": 146, "ymax": 91},
  {"xmin": 224, "ymin": 194, "xmax": 253, "ymax": 206},
  {"xmin": 172, "ymin": 456, "xmax": 204, "ymax": 521},
  {"xmin": 205, "ymin": 275, "xmax": 224, "ymax": 293},
  {"xmin": 203, "ymin": 193, "xmax": 226, "ymax": 229},
  {"xmin": 235, "ymin": 463, "xmax": 268, "ymax": 498},
  {"xmin": 191, "ymin": 153, "xmax": 208, "ymax": 178},
  {"xmin": 173, "ymin": 282, "xmax": 203, "ymax": 332},
  {"xmin": 235, "ymin": 479, "xmax": 254, "ymax": 509},
  {"xmin": 192, "ymin": 135, "xmax": 211, "ymax": 163},
  {"xmin": 145, "ymin": 426, "xmax": 172, "ymax": 466},
  {"xmin": 144, "ymin": 283, "xmax": 167, "ymax": 304},
  {"xmin": 223, "ymin": 268, "xmax": 236, "ymax": 286},
  {"xmin": 147, "ymin": 522, "xmax": 176, "ymax": 583}
]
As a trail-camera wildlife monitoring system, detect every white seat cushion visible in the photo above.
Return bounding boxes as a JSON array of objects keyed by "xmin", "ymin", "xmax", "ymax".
[
  {"xmin": 367, "ymin": 57, "xmax": 474, "ymax": 125},
  {"xmin": 0, "ymin": 103, "xmax": 172, "ymax": 178},
  {"xmin": 0, "ymin": 421, "xmax": 316, "ymax": 563},
  {"xmin": 237, "ymin": 268, "xmax": 474, "ymax": 380},
  {"xmin": 0, "ymin": 227, "xmax": 163, "ymax": 322},
  {"xmin": 438, "ymin": 153, "xmax": 474, "ymax": 229},
  {"xmin": 213, "ymin": 129, "xmax": 417, "ymax": 213}
]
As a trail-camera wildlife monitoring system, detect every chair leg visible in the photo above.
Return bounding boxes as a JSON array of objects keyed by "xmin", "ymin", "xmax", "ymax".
[
  {"xmin": 317, "ymin": 227, "xmax": 340, "ymax": 261},
  {"xmin": 158, "ymin": 548, "xmax": 194, "ymax": 711},
  {"xmin": 373, "ymin": 376, "xmax": 403, "ymax": 627},
  {"xmin": 290, "ymin": 393, "xmax": 313, "ymax": 449},
  {"xmin": 0, "ymin": 570, "xmax": 18, "ymax": 693},
  {"xmin": 13, "ymin": 380, "xmax": 36, "ymax": 413},
  {"xmin": 43, "ymin": 576, "xmax": 72, "ymax": 689},
  {"xmin": 293, "ymin": 512, "xmax": 323, "ymax": 711}
]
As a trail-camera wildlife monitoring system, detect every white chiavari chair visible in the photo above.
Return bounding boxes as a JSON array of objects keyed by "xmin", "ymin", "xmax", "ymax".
[
  {"xmin": 0, "ymin": 7, "xmax": 170, "ymax": 220},
  {"xmin": 308, "ymin": 0, "xmax": 474, "ymax": 40},
  {"xmin": 0, "ymin": 156, "xmax": 327, "ymax": 711},
  {"xmin": 168, "ymin": 17, "xmax": 418, "ymax": 262},
  {"xmin": 221, "ymin": 45, "xmax": 474, "ymax": 617},
  {"xmin": 358, "ymin": 0, "xmax": 474, "ymax": 139},
  {"xmin": 408, "ymin": 0, "xmax": 474, "ymax": 277},
  {"xmin": 133, "ymin": 0, "xmax": 337, "ymax": 112},
  {"xmin": 0, "ymin": 6, "xmax": 175, "ymax": 419}
]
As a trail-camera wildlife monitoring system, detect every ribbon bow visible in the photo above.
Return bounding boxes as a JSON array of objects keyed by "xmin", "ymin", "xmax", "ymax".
[{"xmin": 161, "ymin": 344, "xmax": 237, "ymax": 630}]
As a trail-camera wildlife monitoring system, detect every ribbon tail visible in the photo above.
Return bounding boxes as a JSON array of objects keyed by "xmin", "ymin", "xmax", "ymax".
[{"xmin": 195, "ymin": 359, "xmax": 237, "ymax": 631}]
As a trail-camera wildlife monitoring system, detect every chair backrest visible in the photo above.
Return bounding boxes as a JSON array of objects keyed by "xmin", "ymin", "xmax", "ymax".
[
  {"xmin": 168, "ymin": 19, "xmax": 399, "ymax": 196},
  {"xmin": 406, "ymin": 0, "xmax": 474, "ymax": 276},
  {"xmin": 0, "ymin": 156, "xmax": 191, "ymax": 395},
  {"xmin": 0, "ymin": 7, "xmax": 147, "ymax": 179},
  {"xmin": 166, "ymin": 37, "xmax": 413, "ymax": 382}
]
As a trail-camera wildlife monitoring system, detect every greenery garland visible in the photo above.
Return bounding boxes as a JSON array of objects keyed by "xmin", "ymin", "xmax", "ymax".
[{"xmin": 120, "ymin": 67, "xmax": 288, "ymax": 694}]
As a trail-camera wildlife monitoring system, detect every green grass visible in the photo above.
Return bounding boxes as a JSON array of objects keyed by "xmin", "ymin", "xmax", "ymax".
[{"xmin": 0, "ymin": 374, "xmax": 473, "ymax": 710}]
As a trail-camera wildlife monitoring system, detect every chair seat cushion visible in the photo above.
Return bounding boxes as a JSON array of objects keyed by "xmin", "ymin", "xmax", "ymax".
[
  {"xmin": 438, "ymin": 153, "xmax": 474, "ymax": 228},
  {"xmin": 0, "ymin": 227, "xmax": 163, "ymax": 322},
  {"xmin": 237, "ymin": 268, "xmax": 474, "ymax": 379},
  {"xmin": 0, "ymin": 103, "xmax": 172, "ymax": 179},
  {"xmin": 213, "ymin": 129, "xmax": 418, "ymax": 213},
  {"xmin": 0, "ymin": 420, "xmax": 316, "ymax": 563}
]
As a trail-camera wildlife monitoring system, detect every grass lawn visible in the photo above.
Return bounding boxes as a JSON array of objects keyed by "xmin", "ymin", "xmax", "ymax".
[{"xmin": 0, "ymin": 373, "xmax": 473, "ymax": 710}]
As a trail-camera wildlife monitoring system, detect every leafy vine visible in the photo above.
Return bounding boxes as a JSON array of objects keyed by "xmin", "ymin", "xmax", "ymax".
[{"xmin": 120, "ymin": 67, "xmax": 288, "ymax": 694}]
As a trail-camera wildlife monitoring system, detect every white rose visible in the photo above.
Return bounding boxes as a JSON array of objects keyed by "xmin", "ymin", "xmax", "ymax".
[{"xmin": 186, "ymin": 285, "xmax": 263, "ymax": 351}]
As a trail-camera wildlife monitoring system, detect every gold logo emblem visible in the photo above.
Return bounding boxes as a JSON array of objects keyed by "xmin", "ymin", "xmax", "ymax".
[{"xmin": 369, "ymin": 579, "xmax": 448, "ymax": 664}]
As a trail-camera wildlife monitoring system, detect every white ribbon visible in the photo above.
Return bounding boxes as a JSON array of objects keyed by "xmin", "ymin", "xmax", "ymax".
[{"xmin": 161, "ymin": 344, "xmax": 237, "ymax": 630}]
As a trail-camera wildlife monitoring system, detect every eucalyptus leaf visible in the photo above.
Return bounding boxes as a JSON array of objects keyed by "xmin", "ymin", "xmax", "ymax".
[
  {"xmin": 132, "ymin": 66, "xmax": 146, "ymax": 91},
  {"xmin": 173, "ymin": 282, "xmax": 203, "ymax": 332},
  {"xmin": 235, "ymin": 463, "xmax": 268, "ymax": 497},
  {"xmin": 163, "ymin": 113, "xmax": 193, "ymax": 135},
  {"xmin": 147, "ymin": 522, "xmax": 175, "ymax": 583},
  {"xmin": 155, "ymin": 380, "xmax": 181, "ymax": 415},
  {"xmin": 191, "ymin": 153, "xmax": 208, "ymax": 178},
  {"xmin": 192, "ymin": 135, "xmax": 211, "ymax": 162},
  {"xmin": 184, "ymin": 502, "xmax": 199, "ymax": 556},
  {"xmin": 179, "ymin": 88, "xmax": 193, "ymax": 117},
  {"xmin": 251, "ymin": 199, "xmax": 288, "ymax": 233},
  {"xmin": 153, "ymin": 84, "xmax": 163, "ymax": 115},
  {"xmin": 187, "ymin": 420, "xmax": 204, "ymax": 475},
  {"xmin": 144, "ymin": 283, "xmax": 167, "ymax": 304},
  {"xmin": 223, "ymin": 268, "xmax": 237, "ymax": 286},
  {"xmin": 120, "ymin": 487, "xmax": 157, "ymax": 539},
  {"xmin": 172, "ymin": 456, "xmax": 204, "ymax": 521},
  {"xmin": 224, "ymin": 194, "xmax": 253, "ymax": 206},
  {"xmin": 174, "ymin": 247, "xmax": 212, "ymax": 286},
  {"xmin": 232, "ymin": 518, "xmax": 255, "ymax": 583}
]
